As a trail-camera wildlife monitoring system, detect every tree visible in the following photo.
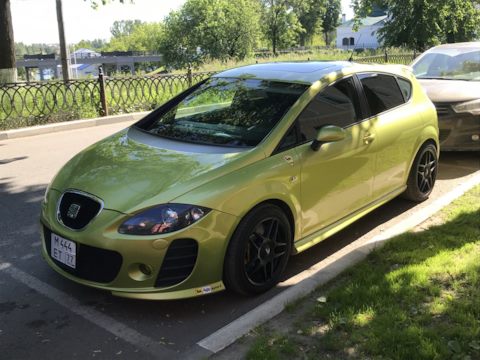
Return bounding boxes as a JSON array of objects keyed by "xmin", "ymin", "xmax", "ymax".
[
  {"xmin": 110, "ymin": 19, "xmax": 143, "ymax": 38},
  {"xmin": 160, "ymin": 0, "xmax": 261, "ymax": 69},
  {"xmin": 57, "ymin": 0, "xmax": 71, "ymax": 81},
  {"xmin": 105, "ymin": 22, "xmax": 164, "ymax": 52},
  {"xmin": 75, "ymin": 39, "xmax": 107, "ymax": 51},
  {"xmin": 290, "ymin": 0, "xmax": 326, "ymax": 46},
  {"xmin": 0, "ymin": 0, "xmax": 17, "ymax": 83},
  {"xmin": 321, "ymin": 0, "xmax": 341, "ymax": 46},
  {"xmin": 352, "ymin": 0, "xmax": 480, "ymax": 51},
  {"xmin": 261, "ymin": 0, "xmax": 304, "ymax": 54}
]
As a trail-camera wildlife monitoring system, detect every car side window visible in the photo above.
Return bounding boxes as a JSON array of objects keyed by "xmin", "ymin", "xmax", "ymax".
[
  {"xmin": 396, "ymin": 77, "xmax": 412, "ymax": 102},
  {"xmin": 358, "ymin": 73, "xmax": 405, "ymax": 116},
  {"xmin": 296, "ymin": 77, "xmax": 361, "ymax": 142},
  {"xmin": 276, "ymin": 125, "xmax": 298, "ymax": 152}
]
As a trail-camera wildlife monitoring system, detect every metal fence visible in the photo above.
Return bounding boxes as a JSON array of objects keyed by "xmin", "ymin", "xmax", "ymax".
[
  {"xmin": 0, "ymin": 70, "xmax": 215, "ymax": 130},
  {"xmin": 353, "ymin": 53, "xmax": 416, "ymax": 65}
]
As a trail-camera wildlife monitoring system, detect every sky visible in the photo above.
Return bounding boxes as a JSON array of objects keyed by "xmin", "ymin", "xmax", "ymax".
[{"xmin": 11, "ymin": 0, "xmax": 355, "ymax": 45}]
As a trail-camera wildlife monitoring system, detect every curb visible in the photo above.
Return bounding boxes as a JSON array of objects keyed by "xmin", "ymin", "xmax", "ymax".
[
  {"xmin": 0, "ymin": 111, "xmax": 149, "ymax": 140},
  {"xmin": 197, "ymin": 171, "xmax": 480, "ymax": 356}
]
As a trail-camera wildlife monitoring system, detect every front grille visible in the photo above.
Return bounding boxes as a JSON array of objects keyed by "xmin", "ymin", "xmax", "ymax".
[
  {"xmin": 435, "ymin": 105, "xmax": 450, "ymax": 117},
  {"xmin": 44, "ymin": 226, "xmax": 122, "ymax": 283},
  {"xmin": 57, "ymin": 191, "xmax": 102, "ymax": 230},
  {"xmin": 155, "ymin": 239, "xmax": 198, "ymax": 288},
  {"xmin": 434, "ymin": 103, "xmax": 452, "ymax": 118}
]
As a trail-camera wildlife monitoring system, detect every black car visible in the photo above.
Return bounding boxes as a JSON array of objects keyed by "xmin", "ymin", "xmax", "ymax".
[{"xmin": 412, "ymin": 42, "xmax": 480, "ymax": 151}]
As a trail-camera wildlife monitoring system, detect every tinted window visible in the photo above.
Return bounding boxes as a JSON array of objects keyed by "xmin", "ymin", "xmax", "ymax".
[
  {"xmin": 397, "ymin": 77, "xmax": 412, "ymax": 101},
  {"xmin": 358, "ymin": 73, "xmax": 405, "ymax": 116},
  {"xmin": 138, "ymin": 77, "xmax": 307, "ymax": 147},
  {"xmin": 277, "ymin": 125, "xmax": 298, "ymax": 152},
  {"xmin": 297, "ymin": 77, "xmax": 360, "ymax": 142}
]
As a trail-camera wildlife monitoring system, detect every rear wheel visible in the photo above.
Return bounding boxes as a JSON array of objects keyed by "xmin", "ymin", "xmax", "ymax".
[
  {"xmin": 402, "ymin": 143, "xmax": 438, "ymax": 202},
  {"xmin": 224, "ymin": 204, "xmax": 292, "ymax": 295}
]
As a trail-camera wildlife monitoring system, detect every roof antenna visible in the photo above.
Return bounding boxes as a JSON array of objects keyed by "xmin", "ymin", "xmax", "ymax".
[{"xmin": 347, "ymin": 34, "xmax": 363, "ymax": 62}]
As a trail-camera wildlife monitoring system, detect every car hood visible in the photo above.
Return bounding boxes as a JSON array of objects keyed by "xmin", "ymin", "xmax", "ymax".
[
  {"xmin": 418, "ymin": 79, "xmax": 480, "ymax": 103},
  {"xmin": 50, "ymin": 127, "xmax": 262, "ymax": 214}
]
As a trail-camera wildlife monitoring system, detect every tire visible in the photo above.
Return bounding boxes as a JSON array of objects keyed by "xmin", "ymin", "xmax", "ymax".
[
  {"xmin": 223, "ymin": 204, "xmax": 292, "ymax": 295},
  {"xmin": 402, "ymin": 143, "xmax": 438, "ymax": 202}
]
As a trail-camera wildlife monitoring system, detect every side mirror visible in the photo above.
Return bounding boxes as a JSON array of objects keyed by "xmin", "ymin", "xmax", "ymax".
[{"xmin": 311, "ymin": 125, "xmax": 346, "ymax": 151}]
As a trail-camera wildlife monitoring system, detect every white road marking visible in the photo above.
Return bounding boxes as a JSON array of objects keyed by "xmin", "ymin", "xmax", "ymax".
[
  {"xmin": 20, "ymin": 253, "xmax": 35, "ymax": 260},
  {"xmin": 197, "ymin": 171, "xmax": 480, "ymax": 354},
  {"xmin": 0, "ymin": 262, "xmax": 177, "ymax": 359}
]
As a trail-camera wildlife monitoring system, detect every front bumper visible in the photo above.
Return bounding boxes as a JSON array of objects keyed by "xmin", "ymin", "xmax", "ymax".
[
  {"xmin": 434, "ymin": 103, "xmax": 480, "ymax": 151},
  {"xmin": 41, "ymin": 189, "xmax": 239, "ymax": 300}
]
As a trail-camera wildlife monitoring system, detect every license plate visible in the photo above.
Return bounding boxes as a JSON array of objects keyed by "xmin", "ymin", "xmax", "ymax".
[{"xmin": 51, "ymin": 233, "xmax": 76, "ymax": 269}]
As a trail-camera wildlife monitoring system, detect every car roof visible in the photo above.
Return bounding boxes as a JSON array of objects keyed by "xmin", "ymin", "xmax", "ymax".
[
  {"xmin": 428, "ymin": 42, "xmax": 480, "ymax": 51},
  {"xmin": 213, "ymin": 61, "xmax": 355, "ymax": 85}
]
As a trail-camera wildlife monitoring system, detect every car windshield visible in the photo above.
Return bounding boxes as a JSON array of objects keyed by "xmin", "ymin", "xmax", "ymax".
[
  {"xmin": 138, "ymin": 77, "xmax": 307, "ymax": 147},
  {"xmin": 412, "ymin": 48, "xmax": 480, "ymax": 81}
]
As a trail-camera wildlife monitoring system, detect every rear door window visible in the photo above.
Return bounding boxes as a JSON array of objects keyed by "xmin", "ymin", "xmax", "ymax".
[{"xmin": 358, "ymin": 73, "xmax": 405, "ymax": 116}]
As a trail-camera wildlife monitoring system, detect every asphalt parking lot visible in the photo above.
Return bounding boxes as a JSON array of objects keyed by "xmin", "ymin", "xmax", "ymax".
[{"xmin": 1, "ymin": 122, "xmax": 479, "ymax": 359}]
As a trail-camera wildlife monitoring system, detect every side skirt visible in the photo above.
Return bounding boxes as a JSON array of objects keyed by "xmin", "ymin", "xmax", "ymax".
[{"xmin": 293, "ymin": 186, "xmax": 407, "ymax": 254}]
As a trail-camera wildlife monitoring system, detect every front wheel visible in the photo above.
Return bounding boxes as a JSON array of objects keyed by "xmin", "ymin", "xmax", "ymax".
[
  {"xmin": 402, "ymin": 143, "xmax": 438, "ymax": 202},
  {"xmin": 224, "ymin": 204, "xmax": 292, "ymax": 295}
]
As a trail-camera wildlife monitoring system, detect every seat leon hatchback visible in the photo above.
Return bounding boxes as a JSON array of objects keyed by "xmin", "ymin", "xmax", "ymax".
[{"xmin": 41, "ymin": 62, "xmax": 439, "ymax": 299}]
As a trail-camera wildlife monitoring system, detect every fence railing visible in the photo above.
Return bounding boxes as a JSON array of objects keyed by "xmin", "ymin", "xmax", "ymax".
[
  {"xmin": 353, "ymin": 53, "xmax": 416, "ymax": 65},
  {"xmin": 0, "ymin": 54, "xmax": 416, "ymax": 131},
  {"xmin": 0, "ymin": 70, "xmax": 215, "ymax": 130}
]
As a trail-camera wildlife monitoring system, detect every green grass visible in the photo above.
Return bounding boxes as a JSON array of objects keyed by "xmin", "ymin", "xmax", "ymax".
[{"xmin": 247, "ymin": 185, "xmax": 480, "ymax": 360}]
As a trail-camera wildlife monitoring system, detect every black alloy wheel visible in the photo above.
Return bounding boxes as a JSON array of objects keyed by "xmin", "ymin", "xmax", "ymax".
[
  {"xmin": 417, "ymin": 146, "xmax": 437, "ymax": 195},
  {"xmin": 224, "ymin": 204, "xmax": 292, "ymax": 295},
  {"xmin": 403, "ymin": 143, "xmax": 438, "ymax": 202},
  {"xmin": 244, "ymin": 217, "xmax": 288, "ymax": 286}
]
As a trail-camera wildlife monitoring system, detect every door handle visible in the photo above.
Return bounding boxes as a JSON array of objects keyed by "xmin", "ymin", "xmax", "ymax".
[{"xmin": 363, "ymin": 133, "xmax": 375, "ymax": 144}]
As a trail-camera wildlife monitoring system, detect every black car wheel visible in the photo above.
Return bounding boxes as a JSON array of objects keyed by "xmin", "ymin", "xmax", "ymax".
[
  {"xmin": 403, "ymin": 143, "xmax": 438, "ymax": 202},
  {"xmin": 224, "ymin": 204, "xmax": 292, "ymax": 295}
]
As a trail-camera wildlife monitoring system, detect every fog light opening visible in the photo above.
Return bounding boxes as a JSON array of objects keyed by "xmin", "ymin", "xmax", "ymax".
[
  {"xmin": 139, "ymin": 263, "xmax": 152, "ymax": 276},
  {"xmin": 472, "ymin": 134, "xmax": 479, "ymax": 142},
  {"xmin": 128, "ymin": 263, "xmax": 154, "ymax": 281}
]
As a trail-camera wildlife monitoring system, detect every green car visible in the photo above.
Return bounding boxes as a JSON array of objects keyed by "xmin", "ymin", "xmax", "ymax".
[{"xmin": 41, "ymin": 62, "xmax": 439, "ymax": 300}]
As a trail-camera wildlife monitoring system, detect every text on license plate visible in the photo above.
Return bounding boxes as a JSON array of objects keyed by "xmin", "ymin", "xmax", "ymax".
[{"xmin": 51, "ymin": 233, "xmax": 76, "ymax": 269}]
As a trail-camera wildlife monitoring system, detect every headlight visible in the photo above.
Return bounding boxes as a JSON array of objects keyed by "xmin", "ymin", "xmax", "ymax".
[
  {"xmin": 453, "ymin": 99, "xmax": 480, "ymax": 115},
  {"xmin": 118, "ymin": 204, "xmax": 210, "ymax": 235}
]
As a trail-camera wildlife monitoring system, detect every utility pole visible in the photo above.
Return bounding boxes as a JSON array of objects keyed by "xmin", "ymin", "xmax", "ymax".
[
  {"xmin": 0, "ymin": 0, "xmax": 17, "ymax": 83},
  {"xmin": 56, "ymin": 0, "xmax": 71, "ymax": 81}
]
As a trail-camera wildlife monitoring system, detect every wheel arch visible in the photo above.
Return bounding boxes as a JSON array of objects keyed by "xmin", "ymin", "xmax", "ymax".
[
  {"xmin": 221, "ymin": 198, "xmax": 297, "ymax": 268},
  {"xmin": 404, "ymin": 124, "xmax": 440, "ymax": 184},
  {"xmin": 254, "ymin": 199, "xmax": 296, "ymax": 242}
]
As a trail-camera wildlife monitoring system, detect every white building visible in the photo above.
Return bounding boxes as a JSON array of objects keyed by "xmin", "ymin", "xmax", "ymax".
[{"xmin": 336, "ymin": 14, "xmax": 387, "ymax": 50}]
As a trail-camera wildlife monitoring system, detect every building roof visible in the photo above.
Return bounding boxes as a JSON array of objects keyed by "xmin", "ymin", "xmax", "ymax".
[
  {"xmin": 339, "ymin": 15, "xmax": 387, "ymax": 28},
  {"xmin": 213, "ymin": 62, "xmax": 354, "ymax": 84},
  {"xmin": 72, "ymin": 48, "xmax": 101, "ymax": 58}
]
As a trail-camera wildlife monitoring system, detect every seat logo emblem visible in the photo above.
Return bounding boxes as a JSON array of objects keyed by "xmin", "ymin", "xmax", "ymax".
[{"xmin": 67, "ymin": 203, "xmax": 81, "ymax": 219}]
